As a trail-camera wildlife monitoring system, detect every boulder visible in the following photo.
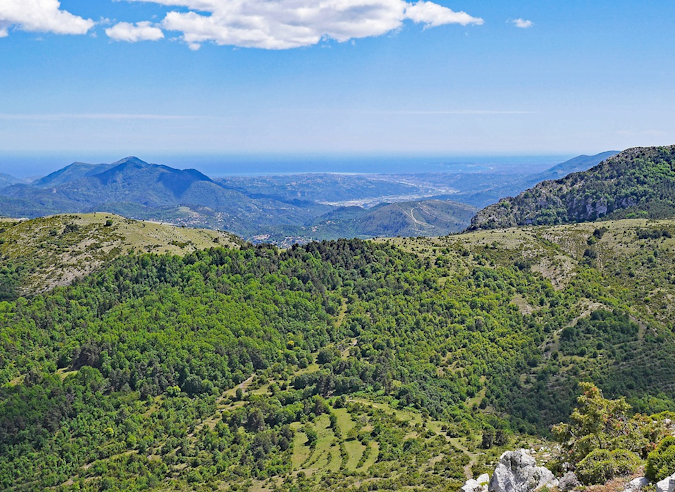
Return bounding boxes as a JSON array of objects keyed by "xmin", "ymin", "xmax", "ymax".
[
  {"xmin": 462, "ymin": 474, "xmax": 490, "ymax": 492},
  {"xmin": 558, "ymin": 471, "xmax": 580, "ymax": 491},
  {"xmin": 657, "ymin": 473, "xmax": 675, "ymax": 492},
  {"xmin": 488, "ymin": 449, "xmax": 559, "ymax": 492},
  {"xmin": 623, "ymin": 477, "xmax": 649, "ymax": 492}
]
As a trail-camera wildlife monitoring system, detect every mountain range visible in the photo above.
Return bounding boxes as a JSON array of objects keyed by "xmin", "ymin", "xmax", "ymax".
[{"xmin": 0, "ymin": 152, "xmax": 614, "ymax": 243}]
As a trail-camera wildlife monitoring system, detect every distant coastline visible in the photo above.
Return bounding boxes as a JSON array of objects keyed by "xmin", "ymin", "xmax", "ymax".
[{"xmin": 0, "ymin": 152, "xmax": 572, "ymax": 178}]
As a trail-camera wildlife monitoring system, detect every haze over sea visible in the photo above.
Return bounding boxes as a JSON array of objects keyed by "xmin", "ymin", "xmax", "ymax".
[{"xmin": 0, "ymin": 153, "xmax": 571, "ymax": 179}]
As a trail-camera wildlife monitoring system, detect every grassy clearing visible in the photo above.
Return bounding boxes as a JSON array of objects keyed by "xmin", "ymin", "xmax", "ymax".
[
  {"xmin": 344, "ymin": 439, "xmax": 366, "ymax": 471},
  {"xmin": 333, "ymin": 408, "xmax": 354, "ymax": 439},
  {"xmin": 0, "ymin": 212, "xmax": 241, "ymax": 294},
  {"xmin": 358, "ymin": 442, "xmax": 380, "ymax": 472},
  {"xmin": 304, "ymin": 415, "xmax": 334, "ymax": 471},
  {"xmin": 291, "ymin": 427, "xmax": 311, "ymax": 471}
]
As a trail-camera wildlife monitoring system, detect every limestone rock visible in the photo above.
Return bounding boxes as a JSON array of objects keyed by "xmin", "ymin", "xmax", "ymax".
[
  {"xmin": 488, "ymin": 449, "xmax": 558, "ymax": 492},
  {"xmin": 462, "ymin": 474, "xmax": 490, "ymax": 492},
  {"xmin": 558, "ymin": 471, "xmax": 580, "ymax": 491},
  {"xmin": 623, "ymin": 477, "xmax": 649, "ymax": 492},
  {"xmin": 657, "ymin": 473, "xmax": 675, "ymax": 492}
]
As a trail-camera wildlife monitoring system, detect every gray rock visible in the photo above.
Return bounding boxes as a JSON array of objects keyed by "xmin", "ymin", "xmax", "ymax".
[
  {"xmin": 558, "ymin": 471, "xmax": 580, "ymax": 491},
  {"xmin": 488, "ymin": 449, "xmax": 559, "ymax": 492},
  {"xmin": 623, "ymin": 477, "xmax": 649, "ymax": 492},
  {"xmin": 462, "ymin": 474, "xmax": 490, "ymax": 492},
  {"xmin": 657, "ymin": 473, "xmax": 675, "ymax": 492}
]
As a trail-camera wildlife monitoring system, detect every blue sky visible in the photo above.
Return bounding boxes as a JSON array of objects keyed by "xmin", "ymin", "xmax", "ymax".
[{"xmin": 1, "ymin": 0, "xmax": 674, "ymax": 162}]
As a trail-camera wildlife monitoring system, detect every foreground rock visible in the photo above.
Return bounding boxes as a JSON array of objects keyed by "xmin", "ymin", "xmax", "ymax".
[
  {"xmin": 624, "ymin": 477, "xmax": 649, "ymax": 492},
  {"xmin": 558, "ymin": 472, "xmax": 580, "ymax": 491},
  {"xmin": 657, "ymin": 473, "xmax": 675, "ymax": 492},
  {"xmin": 488, "ymin": 449, "xmax": 558, "ymax": 492},
  {"xmin": 462, "ymin": 473, "xmax": 490, "ymax": 492}
]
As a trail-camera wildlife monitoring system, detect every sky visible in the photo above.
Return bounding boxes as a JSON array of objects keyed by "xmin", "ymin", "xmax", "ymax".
[{"xmin": 1, "ymin": 0, "xmax": 675, "ymax": 166}]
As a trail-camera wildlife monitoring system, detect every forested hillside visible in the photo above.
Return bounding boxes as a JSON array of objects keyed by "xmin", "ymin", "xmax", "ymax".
[
  {"xmin": 300, "ymin": 199, "xmax": 477, "ymax": 241},
  {"xmin": 0, "ymin": 218, "xmax": 674, "ymax": 490},
  {"xmin": 388, "ymin": 218, "xmax": 675, "ymax": 425},
  {"xmin": 470, "ymin": 146, "xmax": 675, "ymax": 230}
]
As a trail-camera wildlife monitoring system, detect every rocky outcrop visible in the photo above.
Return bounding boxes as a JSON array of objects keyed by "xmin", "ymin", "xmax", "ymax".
[
  {"xmin": 462, "ymin": 473, "xmax": 490, "ymax": 492},
  {"xmin": 623, "ymin": 477, "xmax": 649, "ymax": 492},
  {"xmin": 558, "ymin": 471, "xmax": 581, "ymax": 491},
  {"xmin": 488, "ymin": 449, "xmax": 558, "ymax": 492},
  {"xmin": 657, "ymin": 473, "xmax": 675, "ymax": 492}
]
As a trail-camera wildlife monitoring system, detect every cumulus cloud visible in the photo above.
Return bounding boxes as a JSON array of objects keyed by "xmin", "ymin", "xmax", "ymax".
[
  {"xmin": 106, "ymin": 21, "xmax": 164, "ymax": 42},
  {"xmin": 511, "ymin": 18, "xmax": 533, "ymax": 28},
  {"xmin": 0, "ymin": 0, "xmax": 94, "ymax": 37},
  {"xmin": 405, "ymin": 1, "xmax": 483, "ymax": 28},
  {"xmin": 127, "ymin": 0, "xmax": 483, "ymax": 50}
]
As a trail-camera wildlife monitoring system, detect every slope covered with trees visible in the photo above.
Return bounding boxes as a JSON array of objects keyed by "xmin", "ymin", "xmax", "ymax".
[
  {"xmin": 0, "ymin": 216, "xmax": 674, "ymax": 490},
  {"xmin": 470, "ymin": 146, "xmax": 675, "ymax": 230},
  {"xmin": 301, "ymin": 199, "xmax": 477, "ymax": 240}
]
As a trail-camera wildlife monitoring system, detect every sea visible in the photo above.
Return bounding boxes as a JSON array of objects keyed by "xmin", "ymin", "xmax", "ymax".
[{"xmin": 0, "ymin": 152, "xmax": 573, "ymax": 179}]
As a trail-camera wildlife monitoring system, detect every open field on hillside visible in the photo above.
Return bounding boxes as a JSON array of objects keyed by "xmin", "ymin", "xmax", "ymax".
[{"xmin": 0, "ymin": 213, "xmax": 241, "ymax": 294}]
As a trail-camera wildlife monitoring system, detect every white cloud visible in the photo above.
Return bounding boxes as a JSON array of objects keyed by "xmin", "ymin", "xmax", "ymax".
[
  {"xmin": 127, "ymin": 0, "xmax": 483, "ymax": 50},
  {"xmin": 405, "ymin": 1, "xmax": 483, "ymax": 28},
  {"xmin": 511, "ymin": 18, "xmax": 533, "ymax": 29},
  {"xmin": 0, "ymin": 0, "xmax": 94, "ymax": 37},
  {"xmin": 106, "ymin": 21, "xmax": 164, "ymax": 42}
]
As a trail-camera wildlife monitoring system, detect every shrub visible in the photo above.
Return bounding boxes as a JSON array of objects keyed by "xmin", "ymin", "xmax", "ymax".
[
  {"xmin": 576, "ymin": 449, "xmax": 641, "ymax": 485},
  {"xmin": 647, "ymin": 436, "xmax": 675, "ymax": 481},
  {"xmin": 63, "ymin": 223, "xmax": 80, "ymax": 234},
  {"xmin": 553, "ymin": 383, "xmax": 664, "ymax": 465}
]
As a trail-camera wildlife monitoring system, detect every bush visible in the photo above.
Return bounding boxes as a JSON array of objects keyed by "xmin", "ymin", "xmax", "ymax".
[
  {"xmin": 647, "ymin": 436, "xmax": 675, "ymax": 481},
  {"xmin": 552, "ymin": 383, "xmax": 664, "ymax": 465},
  {"xmin": 576, "ymin": 449, "xmax": 641, "ymax": 485}
]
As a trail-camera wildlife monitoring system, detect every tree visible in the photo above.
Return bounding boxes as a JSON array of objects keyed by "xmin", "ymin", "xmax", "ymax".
[
  {"xmin": 552, "ymin": 382, "xmax": 668, "ymax": 484},
  {"xmin": 481, "ymin": 427, "xmax": 495, "ymax": 449}
]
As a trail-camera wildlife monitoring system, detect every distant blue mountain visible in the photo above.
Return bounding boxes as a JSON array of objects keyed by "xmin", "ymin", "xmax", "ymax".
[
  {"xmin": 0, "ymin": 173, "xmax": 23, "ymax": 190},
  {"xmin": 454, "ymin": 151, "xmax": 619, "ymax": 208},
  {"xmin": 525, "ymin": 151, "xmax": 619, "ymax": 185},
  {"xmin": 32, "ymin": 162, "xmax": 117, "ymax": 187}
]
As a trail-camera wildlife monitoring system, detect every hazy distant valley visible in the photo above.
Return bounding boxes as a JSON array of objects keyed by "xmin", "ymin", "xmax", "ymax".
[{"xmin": 0, "ymin": 152, "xmax": 615, "ymax": 245}]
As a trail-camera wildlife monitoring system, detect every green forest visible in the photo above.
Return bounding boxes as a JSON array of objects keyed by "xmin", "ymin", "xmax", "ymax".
[
  {"xmin": 470, "ymin": 146, "xmax": 675, "ymax": 230},
  {"xmin": 0, "ymin": 214, "xmax": 674, "ymax": 490}
]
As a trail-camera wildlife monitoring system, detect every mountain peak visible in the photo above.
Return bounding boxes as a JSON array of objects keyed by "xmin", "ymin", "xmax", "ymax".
[{"xmin": 110, "ymin": 156, "xmax": 149, "ymax": 168}]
